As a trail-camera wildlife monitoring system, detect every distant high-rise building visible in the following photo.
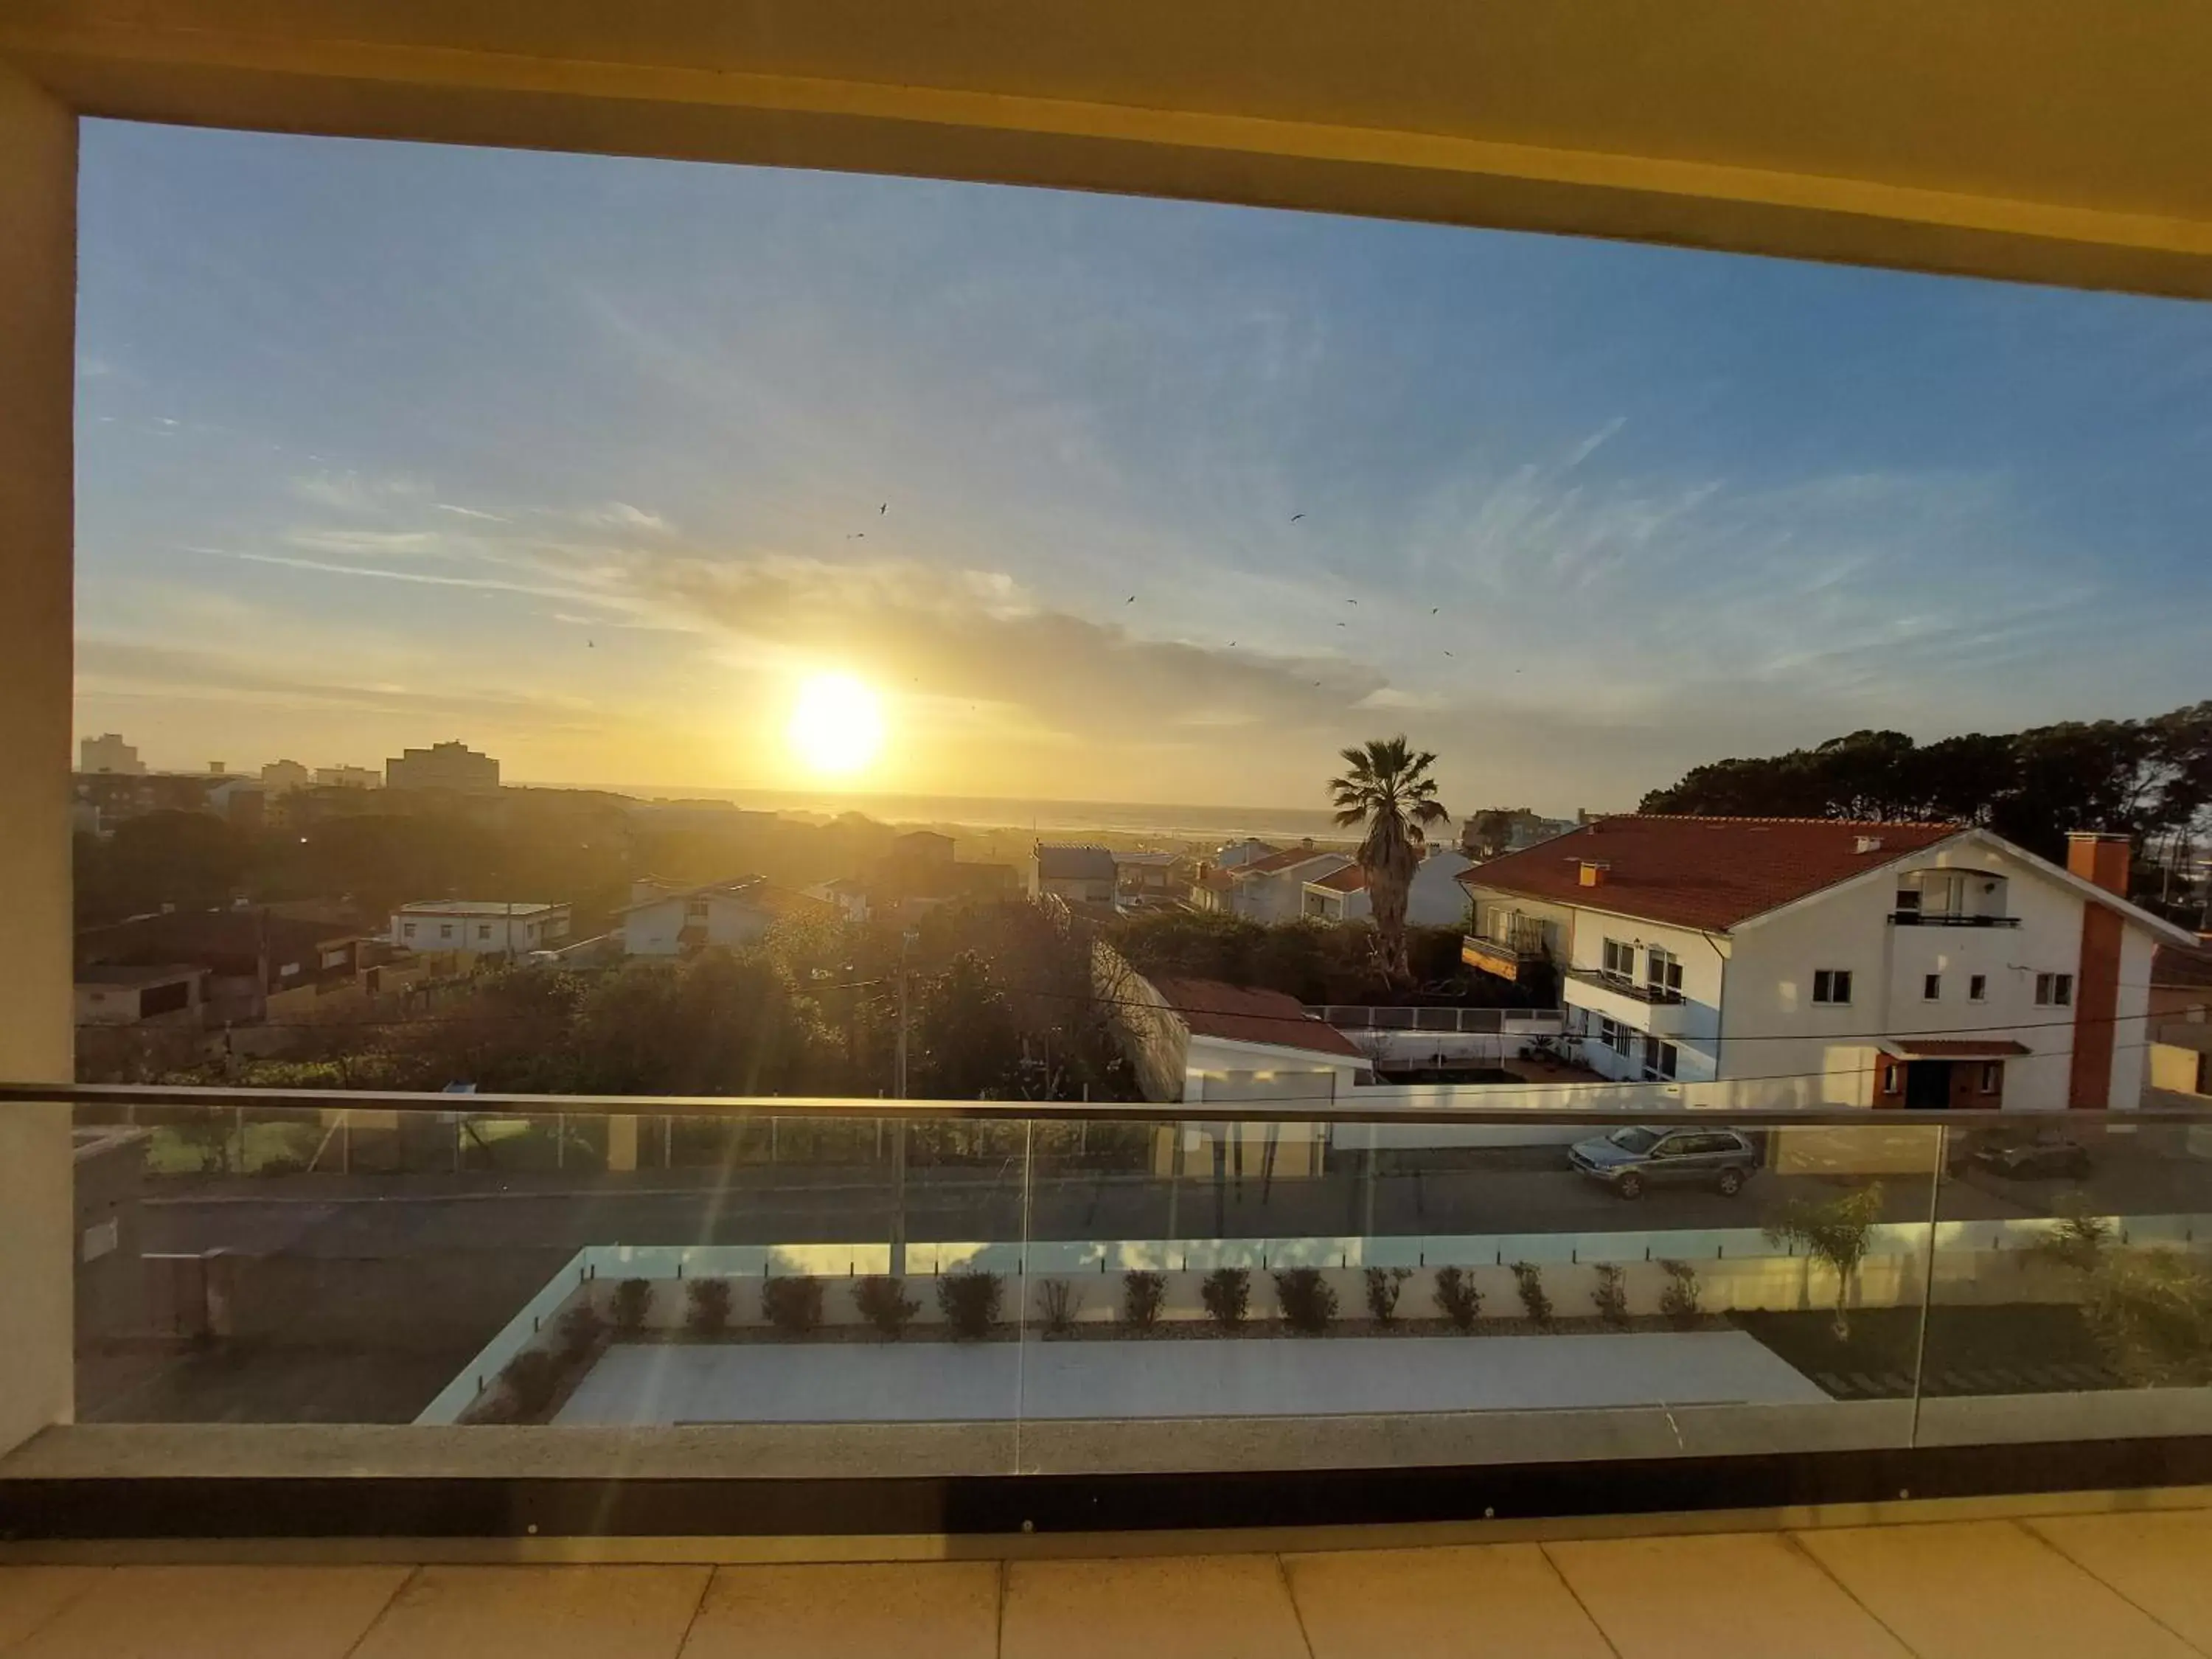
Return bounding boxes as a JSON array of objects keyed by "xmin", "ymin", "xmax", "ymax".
[
  {"xmin": 78, "ymin": 734, "xmax": 145, "ymax": 776},
  {"xmin": 313, "ymin": 765, "xmax": 383, "ymax": 790},
  {"xmin": 385, "ymin": 740, "xmax": 500, "ymax": 793},
  {"xmin": 260, "ymin": 759, "xmax": 311, "ymax": 794}
]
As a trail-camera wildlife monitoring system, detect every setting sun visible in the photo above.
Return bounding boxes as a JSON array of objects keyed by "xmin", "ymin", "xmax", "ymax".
[{"xmin": 786, "ymin": 673, "xmax": 886, "ymax": 776}]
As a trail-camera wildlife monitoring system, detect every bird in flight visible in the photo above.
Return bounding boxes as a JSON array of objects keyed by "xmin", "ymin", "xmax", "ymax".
[
  {"xmin": 1126, "ymin": 595, "xmax": 1135, "ymax": 604},
  {"xmin": 1430, "ymin": 607, "xmax": 1439, "ymax": 615},
  {"xmin": 1346, "ymin": 598, "xmax": 1358, "ymax": 605},
  {"xmin": 586, "ymin": 639, "xmax": 595, "ymax": 649},
  {"xmin": 879, "ymin": 503, "xmax": 887, "ymax": 515},
  {"xmin": 846, "ymin": 532, "xmax": 865, "ymax": 540},
  {"xmin": 1290, "ymin": 512, "xmax": 1305, "ymax": 522}
]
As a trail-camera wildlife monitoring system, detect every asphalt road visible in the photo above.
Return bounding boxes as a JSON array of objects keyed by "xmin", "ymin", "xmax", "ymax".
[{"xmin": 137, "ymin": 1136, "xmax": 2208, "ymax": 1262}]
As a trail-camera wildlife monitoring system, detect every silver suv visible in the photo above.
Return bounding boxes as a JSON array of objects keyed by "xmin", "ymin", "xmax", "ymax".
[{"xmin": 1568, "ymin": 1126, "xmax": 1759, "ymax": 1200}]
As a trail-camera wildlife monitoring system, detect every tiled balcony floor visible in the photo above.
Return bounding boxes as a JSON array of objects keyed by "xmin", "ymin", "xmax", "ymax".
[{"xmin": 4, "ymin": 1509, "xmax": 2210, "ymax": 1657}]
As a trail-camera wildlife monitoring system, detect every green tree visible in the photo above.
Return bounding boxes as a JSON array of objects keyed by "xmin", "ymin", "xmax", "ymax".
[
  {"xmin": 912, "ymin": 951, "xmax": 1023, "ymax": 1099},
  {"xmin": 1328, "ymin": 736, "xmax": 1450, "ymax": 984},
  {"xmin": 1765, "ymin": 1184, "xmax": 1884, "ymax": 1340}
]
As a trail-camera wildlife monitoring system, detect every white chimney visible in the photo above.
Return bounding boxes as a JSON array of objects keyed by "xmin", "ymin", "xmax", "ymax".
[{"xmin": 1854, "ymin": 835, "xmax": 1885, "ymax": 855}]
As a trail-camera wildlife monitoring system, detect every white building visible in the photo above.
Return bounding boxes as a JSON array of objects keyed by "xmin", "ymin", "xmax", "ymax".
[
  {"xmin": 390, "ymin": 900, "xmax": 570, "ymax": 959},
  {"xmin": 1301, "ymin": 848, "xmax": 1476, "ymax": 926},
  {"xmin": 77, "ymin": 733, "xmax": 144, "ymax": 776},
  {"xmin": 386, "ymin": 740, "xmax": 500, "ymax": 793},
  {"xmin": 1210, "ymin": 838, "xmax": 1281, "ymax": 871},
  {"xmin": 1214, "ymin": 843, "xmax": 1354, "ymax": 922},
  {"xmin": 313, "ymin": 765, "xmax": 381, "ymax": 789},
  {"xmin": 1029, "ymin": 844, "xmax": 1118, "ymax": 906},
  {"xmin": 617, "ymin": 877, "xmax": 828, "ymax": 956},
  {"xmin": 1458, "ymin": 816, "xmax": 2197, "ymax": 1111},
  {"xmin": 1113, "ymin": 973, "xmax": 1371, "ymax": 1103},
  {"xmin": 260, "ymin": 759, "xmax": 311, "ymax": 793}
]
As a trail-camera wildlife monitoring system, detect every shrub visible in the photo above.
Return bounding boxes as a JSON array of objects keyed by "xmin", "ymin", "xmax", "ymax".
[
  {"xmin": 1433, "ymin": 1266, "xmax": 1483, "ymax": 1332},
  {"xmin": 1364, "ymin": 1265, "xmax": 1412, "ymax": 1326},
  {"xmin": 1591, "ymin": 1263, "xmax": 1629, "ymax": 1327},
  {"xmin": 1510, "ymin": 1262, "xmax": 1553, "ymax": 1327},
  {"xmin": 498, "ymin": 1349, "xmax": 560, "ymax": 1419},
  {"xmin": 761, "ymin": 1274, "xmax": 824, "ymax": 1336},
  {"xmin": 686, "ymin": 1276, "xmax": 734, "ymax": 1336},
  {"xmin": 854, "ymin": 1274, "xmax": 920, "ymax": 1338},
  {"xmin": 555, "ymin": 1302, "xmax": 604, "ymax": 1363},
  {"xmin": 1121, "ymin": 1269, "xmax": 1166, "ymax": 1330},
  {"xmin": 611, "ymin": 1277, "xmax": 653, "ymax": 1334},
  {"xmin": 1037, "ymin": 1278, "xmax": 1083, "ymax": 1336},
  {"xmin": 1764, "ymin": 1183, "xmax": 1883, "ymax": 1341},
  {"xmin": 1658, "ymin": 1260, "xmax": 1703, "ymax": 1328},
  {"xmin": 1273, "ymin": 1267, "xmax": 1338, "ymax": 1335},
  {"xmin": 2084, "ymin": 1251, "xmax": 2212, "ymax": 1387},
  {"xmin": 936, "ymin": 1268, "xmax": 1004, "ymax": 1340},
  {"xmin": 1201, "ymin": 1266, "xmax": 1251, "ymax": 1330}
]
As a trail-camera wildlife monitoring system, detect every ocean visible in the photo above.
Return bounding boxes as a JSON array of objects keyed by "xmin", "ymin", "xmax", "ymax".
[{"xmin": 561, "ymin": 785, "xmax": 1352, "ymax": 844}]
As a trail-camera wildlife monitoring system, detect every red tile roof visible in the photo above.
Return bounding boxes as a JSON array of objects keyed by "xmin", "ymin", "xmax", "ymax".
[
  {"xmin": 1240, "ymin": 846, "xmax": 1343, "ymax": 875},
  {"xmin": 1150, "ymin": 977, "xmax": 1366, "ymax": 1057},
  {"xmin": 1309, "ymin": 865, "xmax": 1369, "ymax": 893},
  {"xmin": 1458, "ymin": 815, "xmax": 1962, "ymax": 933},
  {"xmin": 1883, "ymin": 1038, "xmax": 2031, "ymax": 1058},
  {"xmin": 2154, "ymin": 942, "xmax": 2212, "ymax": 990}
]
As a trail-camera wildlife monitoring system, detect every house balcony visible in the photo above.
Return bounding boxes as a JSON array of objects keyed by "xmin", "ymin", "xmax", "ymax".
[
  {"xmin": 1889, "ymin": 911, "xmax": 2023, "ymax": 927},
  {"xmin": 1562, "ymin": 967, "xmax": 1690, "ymax": 1037},
  {"xmin": 1461, "ymin": 929, "xmax": 1551, "ymax": 983}
]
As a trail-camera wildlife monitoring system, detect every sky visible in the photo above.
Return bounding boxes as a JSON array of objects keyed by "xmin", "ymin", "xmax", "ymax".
[{"xmin": 74, "ymin": 119, "xmax": 2212, "ymax": 815}]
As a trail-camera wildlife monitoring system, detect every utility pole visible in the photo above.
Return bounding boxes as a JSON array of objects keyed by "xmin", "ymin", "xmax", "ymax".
[{"xmin": 890, "ymin": 927, "xmax": 917, "ymax": 1276}]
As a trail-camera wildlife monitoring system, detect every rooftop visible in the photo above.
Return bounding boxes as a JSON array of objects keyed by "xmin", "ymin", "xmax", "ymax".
[
  {"xmin": 1459, "ymin": 815, "xmax": 1961, "ymax": 933},
  {"xmin": 1308, "ymin": 865, "xmax": 1369, "ymax": 894},
  {"xmin": 72, "ymin": 963, "xmax": 205, "ymax": 988},
  {"xmin": 1240, "ymin": 845, "xmax": 1347, "ymax": 877},
  {"xmin": 1150, "ymin": 977, "xmax": 1366, "ymax": 1057},
  {"xmin": 1034, "ymin": 844, "xmax": 1118, "ymax": 882},
  {"xmin": 395, "ymin": 900, "xmax": 563, "ymax": 918},
  {"xmin": 2154, "ymin": 942, "xmax": 2212, "ymax": 991}
]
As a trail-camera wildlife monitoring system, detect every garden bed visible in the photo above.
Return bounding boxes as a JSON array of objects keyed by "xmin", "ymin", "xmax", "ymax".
[{"xmin": 1731, "ymin": 1304, "xmax": 2126, "ymax": 1400}]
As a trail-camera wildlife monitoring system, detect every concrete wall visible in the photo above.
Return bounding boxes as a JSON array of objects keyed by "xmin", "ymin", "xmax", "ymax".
[{"xmin": 0, "ymin": 64, "xmax": 75, "ymax": 1456}]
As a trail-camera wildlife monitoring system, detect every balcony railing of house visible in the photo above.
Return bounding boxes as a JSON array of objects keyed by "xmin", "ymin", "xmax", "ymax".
[
  {"xmin": 1315, "ymin": 1005, "xmax": 1567, "ymax": 1032},
  {"xmin": 1562, "ymin": 967, "xmax": 1688, "ymax": 1005},
  {"xmin": 1889, "ymin": 911, "xmax": 2024, "ymax": 927},
  {"xmin": 9, "ymin": 1079, "xmax": 2212, "ymax": 1543}
]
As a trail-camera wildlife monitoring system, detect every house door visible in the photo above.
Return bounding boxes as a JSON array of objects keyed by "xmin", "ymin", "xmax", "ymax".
[{"xmin": 1905, "ymin": 1060, "xmax": 1954, "ymax": 1110}]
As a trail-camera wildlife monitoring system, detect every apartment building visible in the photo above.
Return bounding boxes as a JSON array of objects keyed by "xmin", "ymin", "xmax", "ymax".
[
  {"xmin": 1458, "ymin": 817, "xmax": 2197, "ymax": 1110},
  {"xmin": 384, "ymin": 740, "xmax": 500, "ymax": 793}
]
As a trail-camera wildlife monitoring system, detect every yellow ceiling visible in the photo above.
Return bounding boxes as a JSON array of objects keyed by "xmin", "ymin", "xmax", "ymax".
[{"xmin": 7, "ymin": 0, "xmax": 2211, "ymax": 295}]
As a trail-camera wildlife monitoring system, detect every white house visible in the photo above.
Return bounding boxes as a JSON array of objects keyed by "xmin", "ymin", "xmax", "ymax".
[
  {"xmin": 1303, "ymin": 846, "xmax": 1475, "ymax": 925},
  {"xmin": 1457, "ymin": 816, "xmax": 2198, "ymax": 1112},
  {"xmin": 390, "ymin": 900, "xmax": 570, "ymax": 959},
  {"xmin": 619, "ymin": 877, "xmax": 830, "ymax": 956},
  {"xmin": 1217, "ymin": 844, "xmax": 1354, "ymax": 922},
  {"xmin": 1211, "ymin": 838, "xmax": 1281, "ymax": 870},
  {"xmin": 1113, "ymin": 972, "xmax": 1371, "ymax": 1103},
  {"xmin": 1029, "ymin": 844, "xmax": 1118, "ymax": 906}
]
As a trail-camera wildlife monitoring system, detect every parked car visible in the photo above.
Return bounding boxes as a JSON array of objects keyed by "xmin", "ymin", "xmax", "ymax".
[
  {"xmin": 1568, "ymin": 1126, "xmax": 1759, "ymax": 1200},
  {"xmin": 1950, "ymin": 1129, "xmax": 2093, "ymax": 1180}
]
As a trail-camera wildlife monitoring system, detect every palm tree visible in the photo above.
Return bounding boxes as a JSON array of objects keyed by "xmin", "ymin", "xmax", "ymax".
[{"xmin": 1328, "ymin": 736, "xmax": 1450, "ymax": 984}]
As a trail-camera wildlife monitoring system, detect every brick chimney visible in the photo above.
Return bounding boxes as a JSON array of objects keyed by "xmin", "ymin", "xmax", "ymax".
[
  {"xmin": 2066, "ymin": 831, "xmax": 2130, "ymax": 897},
  {"xmin": 1579, "ymin": 860, "xmax": 1610, "ymax": 888}
]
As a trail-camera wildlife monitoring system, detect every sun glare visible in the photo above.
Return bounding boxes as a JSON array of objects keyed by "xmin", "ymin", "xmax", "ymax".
[{"xmin": 787, "ymin": 672, "xmax": 886, "ymax": 776}]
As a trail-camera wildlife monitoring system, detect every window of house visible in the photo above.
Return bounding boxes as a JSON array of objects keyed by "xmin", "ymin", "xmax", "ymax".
[
  {"xmin": 2036, "ymin": 973, "xmax": 2075, "ymax": 1006},
  {"xmin": 1597, "ymin": 1017, "xmax": 1630, "ymax": 1055},
  {"xmin": 477, "ymin": 924, "xmax": 492, "ymax": 940},
  {"xmin": 1893, "ymin": 886, "xmax": 1921, "ymax": 916},
  {"xmin": 402, "ymin": 922, "xmax": 416, "ymax": 939},
  {"xmin": 1969, "ymin": 974, "xmax": 1987, "ymax": 1001},
  {"xmin": 1602, "ymin": 938, "xmax": 1634, "ymax": 980},
  {"xmin": 439, "ymin": 923, "xmax": 453, "ymax": 940},
  {"xmin": 1646, "ymin": 947, "xmax": 1683, "ymax": 1001},
  {"xmin": 1980, "ymin": 1062, "xmax": 2001, "ymax": 1094},
  {"xmin": 1922, "ymin": 973, "xmax": 1941, "ymax": 1000},
  {"xmin": 1643, "ymin": 1037, "xmax": 1679, "ymax": 1080},
  {"xmin": 1812, "ymin": 969, "xmax": 1853, "ymax": 1005},
  {"xmin": 686, "ymin": 899, "xmax": 710, "ymax": 919},
  {"xmin": 1882, "ymin": 1063, "xmax": 1899, "ymax": 1094}
]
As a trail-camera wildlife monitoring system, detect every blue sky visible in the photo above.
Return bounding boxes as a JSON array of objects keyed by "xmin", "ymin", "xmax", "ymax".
[{"xmin": 75, "ymin": 120, "xmax": 2212, "ymax": 813}]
